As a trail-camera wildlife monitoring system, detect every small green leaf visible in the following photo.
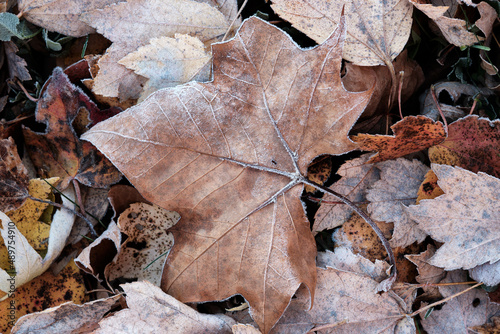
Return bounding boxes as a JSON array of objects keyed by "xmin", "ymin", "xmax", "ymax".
[
  {"xmin": 43, "ymin": 29, "xmax": 62, "ymax": 51},
  {"xmin": 424, "ymin": 307, "xmax": 434, "ymax": 319},
  {"xmin": 0, "ymin": 12, "xmax": 20, "ymax": 41},
  {"xmin": 16, "ymin": 20, "xmax": 38, "ymax": 39},
  {"xmin": 471, "ymin": 44, "xmax": 491, "ymax": 51}
]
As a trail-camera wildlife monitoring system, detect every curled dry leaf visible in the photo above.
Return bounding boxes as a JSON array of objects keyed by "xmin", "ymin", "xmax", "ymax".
[
  {"xmin": 105, "ymin": 203, "xmax": 179, "ymax": 286},
  {"xmin": 367, "ymin": 158, "xmax": 429, "ymax": 248},
  {"xmin": 0, "ymin": 186, "xmax": 76, "ymax": 293},
  {"xmin": 11, "ymin": 294, "xmax": 120, "ymax": 334},
  {"xmin": 18, "ymin": 0, "xmax": 117, "ymax": 37},
  {"xmin": 408, "ymin": 164, "xmax": 500, "ymax": 271},
  {"xmin": 0, "ymin": 137, "xmax": 29, "ymax": 212},
  {"xmin": 313, "ymin": 154, "xmax": 379, "ymax": 232},
  {"xmin": 271, "ymin": 0, "xmax": 413, "ymax": 66},
  {"xmin": 352, "ymin": 116, "xmax": 446, "ymax": 164},
  {"xmin": 429, "ymin": 115, "xmax": 500, "ymax": 178},
  {"xmin": 421, "ymin": 270, "xmax": 500, "ymax": 334},
  {"xmin": 83, "ymin": 16, "xmax": 373, "ymax": 332},
  {"xmin": 93, "ymin": 281, "xmax": 236, "ymax": 333}
]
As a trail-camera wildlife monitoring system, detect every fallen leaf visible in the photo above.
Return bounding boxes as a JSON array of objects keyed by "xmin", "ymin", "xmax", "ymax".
[
  {"xmin": 108, "ymin": 184, "xmax": 151, "ymax": 219},
  {"xmin": 18, "ymin": 0, "xmax": 118, "ymax": 37},
  {"xmin": 367, "ymin": 158, "xmax": 429, "ymax": 248},
  {"xmin": 313, "ymin": 154, "xmax": 379, "ymax": 232},
  {"xmin": 428, "ymin": 115, "xmax": 500, "ymax": 178},
  {"xmin": 4, "ymin": 41, "xmax": 31, "ymax": 81},
  {"xmin": 405, "ymin": 244, "xmax": 445, "ymax": 285},
  {"xmin": 0, "ymin": 260, "xmax": 85, "ymax": 334},
  {"xmin": 11, "ymin": 294, "xmax": 121, "ymax": 334},
  {"xmin": 470, "ymin": 315, "xmax": 500, "ymax": 334},
  {"xmin": 83, "ymin": 16, "xmax": 373, "ymax": 332},
  {"xmin": 304, "ymin": 155, "xmax": 332, "ymax": 193},
  {"xmin": 416, "ymin": 170, "xmax": 444, "ymax": 204},
  {"xmin": 93, "ymin": 281, "xmax": 236, "ymax": 333},
  {"xmin": 105, "ymin": 203, "xmax": 179, "ymax": 286},
  {"xmin": 22, "ymin": 67, "xmax": 121, "ymax": 190},
  {"xmin": 271, "ymin": 0, "xmax": 413, "ymax": 66},
  {"xmin": 232, "ymin": 324, "xmax": 262, "ymax": 334},
  {"xmin": 470, "ymin": 261, "xmax": 500, "ymax": 287},
  {"xmin": 407, "ymin": 164, "xmax": 500, "ymax": 270},
  {"xmin": 0, "ymin": 186, "xmax": 76, "ymax": 293},
  {"xmin": 0, "ymin": 137, "xmax": 29, "ymax": 212},
  {"xmin": 352, "ymin": 116, "xmax": 446, "ymax": 163},
  {"xmin": 119, "ymin": 34, "xmax": 212, "ymax": 102},
  {"xmin": 420, "ymin": 270, "xmax": 500, "ymax": 334},
  {"xmin": 272, "ymin": 267, "xmax": 414, "ymax": 333}
]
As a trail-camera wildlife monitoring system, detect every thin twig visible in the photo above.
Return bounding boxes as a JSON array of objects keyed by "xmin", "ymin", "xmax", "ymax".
[
  {"xmin": 469, "ymin": 96, "xmax": 479, "ymax": 115},
  {"xmin": 302, "ymin": 178, "xmax": 397, "ymax": 283},
  {"xmin": 221, "ymin": 0, "xmax": 248, "ymax": 42},
  {"xmin": 308, "ymin": 320, "xmax": 347, "ymax": 333},
  {"xmin": 409, "ymin": 282, "xmax": 483, "ymax": 317},
  {"xmin": 28, "ymin": 195, "xmax": 98, "ymax": 238}
]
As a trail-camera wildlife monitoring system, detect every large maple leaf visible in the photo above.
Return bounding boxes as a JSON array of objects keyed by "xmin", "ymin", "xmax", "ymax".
[{"xmin": 83, "ymin": 16, "xmax": 371, "ymax": 332}]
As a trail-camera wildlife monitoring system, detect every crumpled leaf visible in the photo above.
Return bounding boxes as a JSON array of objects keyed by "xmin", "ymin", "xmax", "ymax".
[
  {"xmin": 82, "ymin": 0, "xmax": 231, "ymax": 100},
  {"xmin": 119, "ymin": 34, "xmax": 211, "ymax": 102},
  {"xmin": 313, "ymin": 154, "xmax": 379, "ymax": 232},
  {"xmin": 11, "ymin": 294, "xmax": 121, "ymax": 334},
  {"xmin": 0, "ymin": 186, "xmax": 76, "ymax": 292},
  {"xmin": 272, "ymin": 266, "xmax": 414, "ymax": 333},
  {"xmin": 429, "ymin": 116, "xmax": 500, "ymax": 178},
  {"xmin": 18, "ymin": 0, "xmax": 118, "ymax": 37},
  {"xmin": 83, "ymin": 16, "xmax": 372, "ymax": 332},
  {"xmin": 367, "ymin": 158, "xmax": 429, "ymax": 248},
  {"xmin": 352, "ymin": 116, "xmax": 446, "ymax": 163},
  {"xmin": 421, "ymin": 270, "xmax": 500, "ymax": 334},
  {"xmin": 0, "ymin": 261, "xmax": 85, "ymax": 334},
  {"xmin": 22, "ymin": 67, "xmax": 121, "ymax": 190},
  {"xmin": 105, "ymin": 203, "xmax": 179, "ymax": 286},
  {"xmin": 271, "ymin": 0, "xmax": 413, "ymax": 66},
  {"xmin": 0, "ymin": 137, "xmax": 29, "ymax": 212},
  {"xmin": 408, "ymin": 164, "xmax": 500, "ymax": 271},
  {"xmin": 93, "ymin": 281, "xmax": 236, "ymax": 333}
]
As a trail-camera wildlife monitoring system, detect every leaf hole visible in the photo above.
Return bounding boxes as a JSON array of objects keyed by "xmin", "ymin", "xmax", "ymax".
[{"xmin": 472, "ymin": 298, "xmax": 481, "ymax": 307}]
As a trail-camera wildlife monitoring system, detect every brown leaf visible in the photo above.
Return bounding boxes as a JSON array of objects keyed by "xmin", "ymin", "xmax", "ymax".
[
  {"xmin": 416, "ymin": 170, "xmax": 444, "ymax": 204},
  {"xmin": 83, "ymin": 16, "xmax": 372, "ymax": 332},
  {"xmin": 4, "ymin": 41, "xmax": 31, "ymax": 81},
  {"xmin": 405, "ymin": 244, "xmax": 445, "ymax": 285},
  {"xmin": 93, "ymin": 281, "xmax": 236, "ymax": 333},
  {"xmin": 421, "ymin": 270, "xmax": 500, "ymax": 334},
  {"xmin": 22, "ymin": 67, "xmax": 121, "ymax": 190},
  {"xmin": 11, "ymin": 295, "xmax": 121, "ymax": 334},
  {"xmin": 429, "ymin": 116, "xmax": 500, "ymax": 178},
  {"xmin": 352, "ymin": 116, "xmax": 446, "ymax": 163},
  {"xmin": 18, "ymin": 0, "xmax": 117, "ymax": 37},
  {"xmin": 0, "ymin": 137, "xmax": 29, "ymax": 212},
  {"xmin": 407, "ymin": 164, "xmax": 500, "ymax": 270},
  {"xmin": 470, "ymin": 315, "xmax": 500, "ymax": 334},
  {"xmin": 271, "ymin": 0, "xmax": 413, "ymax": 66},
  {"xmin": 232, "ymin": 324, "xmax": 262, "ymax": 334},
  {"xmin": 108, "ymin": 184, "xmax": 151, "ymax": 219}
]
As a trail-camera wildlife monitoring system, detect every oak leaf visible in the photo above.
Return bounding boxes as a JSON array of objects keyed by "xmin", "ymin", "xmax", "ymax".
[
  {"xmin": 83, "ymin": 16, "xmax": 372, "ymax": 332},
  {"xmin": 407, "ymin": 164, "xmax": 500, "ymax": 271}
]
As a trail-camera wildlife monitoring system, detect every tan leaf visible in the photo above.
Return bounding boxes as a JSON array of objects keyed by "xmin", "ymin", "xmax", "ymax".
[
  {"xmin": 119, "ymin": 34, "xmax": 211, "ymax": 102},
  {"xmin": 93, "ymin": 281, "xmax": 235, "ymax": 333},
  {"xmin": 470, "ymin": 315, "xmax": 500, "ymax": 334},
  {"xmin": 232, "ymin": 324, "xmax": 262, "ymax": 334},
  {"xmin": 11, "ymin": 295, "xmax": 121, "ymax": 334},
  {"xmin": 313, "ymin": 154, "xmax": 379, "ymax": 232},
  {"xmin": 0, "ymin": 186, "xmax": 75, "ymax": 292},
  {"xmin": 352, "ymin": 116, "xmax": 446, "ymax": 163},
  {"xmin": 367, "ymin": 158, "xmax": 429, "ymax": 248},
  {"xmin": 405, "ymin": 244, "xmax": 445, "ymax": 285},
  {"xmin": 410, "ymin": 1, "xmax": 481, "ymax": 46},
  {"xmin": 272, "ymin": 267, "xmax": 414, "ymax": 333},
  {"xmin": 421, "ymin": 270, "xmax": 500, "ymax": 333},
  {"xmin": 416, "ymin": 170, "xmax": 444, "ymax": 204},
  {"xmin": 407, "ymin": 164, "xmax": 500, "ymax": 270},
  {"xmin": 18, "ymin": 0, "xmax": 117, "ymax": 37},
  {"xmin": 106, "ymin": 203, "xmax": 179, "ymax": 286},
  {"xmin": 83, "ymin": 16, "xmax": 372, "ymax": 332},
  {"xmin": 271, "ymin": 0, "xmax": 413, "ymax": 66},
  {"xmin": 0, "ymin": 137, "xmax": 29, "ymax": 212}
]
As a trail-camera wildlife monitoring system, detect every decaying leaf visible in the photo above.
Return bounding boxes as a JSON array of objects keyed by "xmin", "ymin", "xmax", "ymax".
[
  {"xmin": 421, "ymin": 270, "xmax": 500, "ymax": 334},
  {"xmin": 0, "ymin": 186, "xmax": 76, "ymax": 293},
  {"xmin": 271, "ymin": 0, "xmax": 413, "ymax": 66},
  {"xmin": 367, "ymin": 158, "xmax": 429, "ymax": 248},
  {"xmin": 352, "ymin": 116, "xmax": 446, "ymax": 163},
  {"xmin": 405, "ymin": 244, "xmax": 445, "ymax": 285},
  {"xmin": 11, "ymin": 294, "xmax": 121, "ymax": 334},
  {"xmin": 83, "ymin": 16, "xmax": 373, "ymax": 332},
  {"xmin": 429, "ymin": 116, "xmax": 500, "ymax": 178},
  {"xmin": 416, "ymin": 170, "xmax": 444, "ymax": 204},
  {"xmin": 18, "ymin": 0, "xmax": 117, "ymax": 37},
  {"xmin": 470, "ymin": 315, "xmax": 500, "ymax": 334},
  {"xmin": 4, "ymin": 41, "xmax": 31, "ymax": 81},
  {"xmin": 313, "ymin": 154, "xmax": 379, "ymax": 232},
  {"xmin": 0, "ymin": 137, "xmax": 29, "ymax": 212},
  {"xmin": 408, "ymin": 164, "xmax": 500, "ymax": 270},
  {"xmin": 23, "ymin": 67, "xmax": 121, "ymax": 190},
  {"xmin": 106, "ymin": 203, "xmax": 179, "ymax": 286},
  {"xmin": 93, "ymin": 281, "xmax": 236, "ymax": 333}
]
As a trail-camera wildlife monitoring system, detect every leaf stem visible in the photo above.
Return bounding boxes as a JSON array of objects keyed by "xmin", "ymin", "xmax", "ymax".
[{"xmin": 302, "ymin": 178, "xmax": 397, "ymax": 284}]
